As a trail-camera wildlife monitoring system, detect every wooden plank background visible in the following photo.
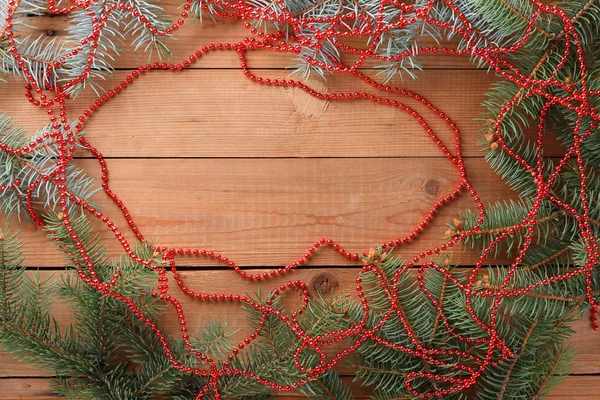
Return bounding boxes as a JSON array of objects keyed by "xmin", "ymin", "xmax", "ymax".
[{"xmin": 1, "ymin": 4, "xmax": 599, "ymax": 398}]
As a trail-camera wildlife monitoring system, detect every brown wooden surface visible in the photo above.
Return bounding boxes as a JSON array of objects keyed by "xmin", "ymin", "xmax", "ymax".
[
  {"xmin": 2, "ymin": 376, "xmax": 600, "ymax": 400},
  {"xmin": 1, "ymin": 269, "xmax": 599, "ymax": 379},
  {"xmin": 1, "ymin": 4, "xmax": 598, "ymax": 399},
  {"xmin": 22, "ymin": 1, "xmax": 478, "ymax": 70},
  {"xmin": 10, "ymin": 157, "xmax": 513, "ymax": 267}
]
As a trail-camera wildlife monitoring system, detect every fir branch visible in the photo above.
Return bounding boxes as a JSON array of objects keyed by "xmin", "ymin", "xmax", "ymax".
[
  {"xmin": 485, "ymin": 46, "xmax": 552, "ymax": 142},
  {"xmin": 191, "ymin": 319, "xmax": 239, "ymax": 358},
  {"xmin": 1, "ymin": 318, "xmax": 90, "ymax": 373},
  {"xmin": 522, "ymin": 246, "xmax": 571, "ymax": 271},
  {"xmin": 451, "ymin": 213, "xmax": 558, "ymax": 236},
  {"xmin": 315, "ymin": 377, "xmax": 338, "ymax": 400},
  {"xmin": 497, "ymin": 0, "xmax": 554, "ymax": 39},
  {"xmin": 530, "ymin": 347, "xmax": 571, "ymax": 400},
  {"xmin": 428, "ymin": 272, "xmax": 447, "ymax": 343},
  {"xmin": 291, "ymin": 0, "xmax": 339, "ymax": 18},
  {"xmin": 0, "ymin": 0, "xmax": 21, "ymax": 40},
  {"xmin": 134, "ymin": 362, "xmax": 176, "ymax": 397},
  {"xmin": 497, "ymin": 318, "xmax": 537, "ymax": 399},
  {"xmin": 1, "ymin": 2, "xmax": 600, "ymax": 399},
  {"xmin": 479, "ymin": 283, "xmax": 600, "ymax": 304},
  {"xmin": 568, "ymin": 0, "xmax": 598, "ymax": 27},
  {"xmin": 351, "ymin": 363, "xmax": 408, "ymax": 377},
  {"xmin": 0, "ymin": 229, "xmax": 24, "ymax": 320},
  {"xmin": 448, "ymin": 199, "xmax": 559, "ymax": 257}
]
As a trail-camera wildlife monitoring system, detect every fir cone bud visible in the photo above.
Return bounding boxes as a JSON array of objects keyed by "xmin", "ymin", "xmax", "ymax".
[
  {"xmin": 443, "ymin": 254, "xmax": 451, "ymax": 266},
  {"xmin": 475, "ymin": 275, "xmax": 491, "ymax": 288},
  {"xmin": 57, "ymin": 212, "xmax": 64, "ymax": 220},
  {"xmin": 490, "ymin": 142, "xmax": 499, "ymax": 150},
  {"xmin": 484, "ymin": 133, "xmax": 495, "ymax": 142},
  {"xmin": 453, "ymin": 218, "xmax": 463, "ymax": 231},
  {"xmin": 364, "ymin": 247, "xmax": 377, "ymax": 265},
  {"xmin": 368, "ymin": 247, "xmax": 376, "ymax": 260}
]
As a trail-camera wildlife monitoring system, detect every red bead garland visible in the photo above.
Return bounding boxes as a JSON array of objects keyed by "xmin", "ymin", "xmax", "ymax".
[{"xmin": 2, "ymin": 0, "xmax": 599, "ymax": 398}]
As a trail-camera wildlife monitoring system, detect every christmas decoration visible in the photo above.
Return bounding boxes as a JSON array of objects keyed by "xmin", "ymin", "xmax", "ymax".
[{"xmin": 1, "ymin": 0, "xmax": 599, "ymax": 399}]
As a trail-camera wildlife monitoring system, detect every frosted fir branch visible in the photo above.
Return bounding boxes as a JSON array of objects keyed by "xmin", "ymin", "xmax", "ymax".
[
  {"xmin": 0, "ymin": 114, "xmax": 100, "ymax": 219},
  {"xmin": 0, "ymin": 35, "xmax": 64, "ymax": 89},
  {"xmin": 1, "ymin": 0, "xmax": 173, "ymax": 96},
  {"xmin": 186, "ymin": 0, "xmax": 223, "ymax": 23},
  {"xmin": 181, "ymin": 0, "xmax": 568, "ymax": 82},
  {"xmin": 124, "ymin": 0, "xmax": 172, "ymax": 56},
  {"xmin": 1, "ymin": 0, "xmax": 62, "ymax": 86},
  {"xmin": 61, "ymin": 1, "xmax": 125, "ymax": 97}
]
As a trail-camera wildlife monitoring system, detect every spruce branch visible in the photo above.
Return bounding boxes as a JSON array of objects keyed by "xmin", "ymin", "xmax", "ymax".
[
  {"xmin": 447, "ymin": 199, "xmax": 558, "ymax": 257},
  {"xmin": 1, "ymin": 2, "xmax": 600, "ymax": 399},
  {"xmin": 497, "ymin": 0, "xmax": 554, "ymax": 39},
  {"xmin": 497, "ymin": 318, "xmax": 538, "ymax": 400},
  {"xmin": 522, "ymin": 246, "xmax": 571, "ymax": 272},
  {"xmin": 428, "ymin": 271, "xmax": 447, "ymax": 343},
  {"xmin": 530, "ymin": 347, "xmax": 573, "ymax": 400}
]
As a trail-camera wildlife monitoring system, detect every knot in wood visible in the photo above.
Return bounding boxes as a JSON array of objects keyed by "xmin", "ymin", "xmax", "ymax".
[
  {"xmin": 424, "ymin": 179, "xmax": 440, "ymax": 195},
  {"xmin": 310, "ymin": 271, "xmax": 338, "ymax": 296}
]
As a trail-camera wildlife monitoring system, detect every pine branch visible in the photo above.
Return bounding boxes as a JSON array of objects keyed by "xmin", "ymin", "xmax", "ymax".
[
  {"xmin": 498, "ymin": 319, "xmax": 537, "ymax": 399},
  {"xmin": 531, "ymin": 347, "xmax": 571, "ymax": 400},
  {"xmin": 351, "ymin": 363, "xmax": 408, "ymax": 377},
  {"xmin": 497, "ymin": 0, "xmax": 554, "ymax": 39},
  {"xmin": 568, "ymin": 0, "xmax": 598, "ymax": 26},
  {"xmin": 522, "ymin": 246, "xmax": 571, "ymax": 272},
  {"xmin": 428, "ymin": 272, "xmax": 447, "ymax": 343}
]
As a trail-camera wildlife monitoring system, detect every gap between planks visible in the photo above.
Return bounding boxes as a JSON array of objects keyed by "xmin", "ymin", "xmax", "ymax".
[
  {"xmin": 20, "ymin": 5, "xmax": 478, "ymax": 70},
  {"xmin": 1, "ymin": 268, "xmax": 599, "ymax": 377},
  {"xmin": 0, "ymin": 69, "xmax": 566, "ymax": 158},
  {"xmin": 4, "ymin": 157, "xmax": 518, "ymax": 267},
  {"xmin": 1, "ymin": 376, "xmax": 599, "ymax": 399}
]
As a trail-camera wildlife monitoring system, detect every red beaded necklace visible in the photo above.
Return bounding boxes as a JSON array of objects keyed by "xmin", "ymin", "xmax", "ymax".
[{"xmin": 2, "ymin": 0, "xmax": 599, "ymax": 398}]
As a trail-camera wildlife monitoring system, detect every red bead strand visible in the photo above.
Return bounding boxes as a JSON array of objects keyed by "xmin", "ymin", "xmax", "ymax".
[{"xmin": 2, "ymin": 0, "xmax": 599, "ymax": 398}]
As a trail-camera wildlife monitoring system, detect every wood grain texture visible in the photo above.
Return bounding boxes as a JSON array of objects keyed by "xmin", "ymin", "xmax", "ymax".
[
  {"xmin": 1, "ymin": 269, "xmax": 599, "ymax": 379},
  {"xmin": 0, "ymin": 69, "xmax": 566, "ymax": 158},
  {"xmin": 2, "ymin": 3, "xmax": 596, "ymax": 398},
  {"xmin": 22, "ymin": 2, "xmax": 477, "ymax": 70},
  {"xmin": 3, "ymin": 375, "xmax": 599, "ymax": 399},
  {"xmin": 9, "ymin": 157, "xmax": 515, "ymax": 267}
]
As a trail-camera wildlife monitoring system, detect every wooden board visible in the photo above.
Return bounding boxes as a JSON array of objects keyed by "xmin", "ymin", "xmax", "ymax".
[
  {"xmin": 0, "ymin": 69, "xmax": 566, "ymax": 158},
  {"xmin": 22, "ymin": 2, "xmax": 478, "ymax": 70},
  {"xmin": 10, "ymin": 157, "xmax": 514, "ymax": 267},
  {"xmin": 0, "ymin": 69, "xmax": 498, "ymax": 158},
  {"xmin": 1, "ymin": 1, "xmax": 597, "ymax": 398},
  {"xmin": 1, "ymin": 375, "xmax": 599, "ymax": 399},
  {"xmin": 1, "ymin": 269, "xmax": 599, "ymax": 379}
]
